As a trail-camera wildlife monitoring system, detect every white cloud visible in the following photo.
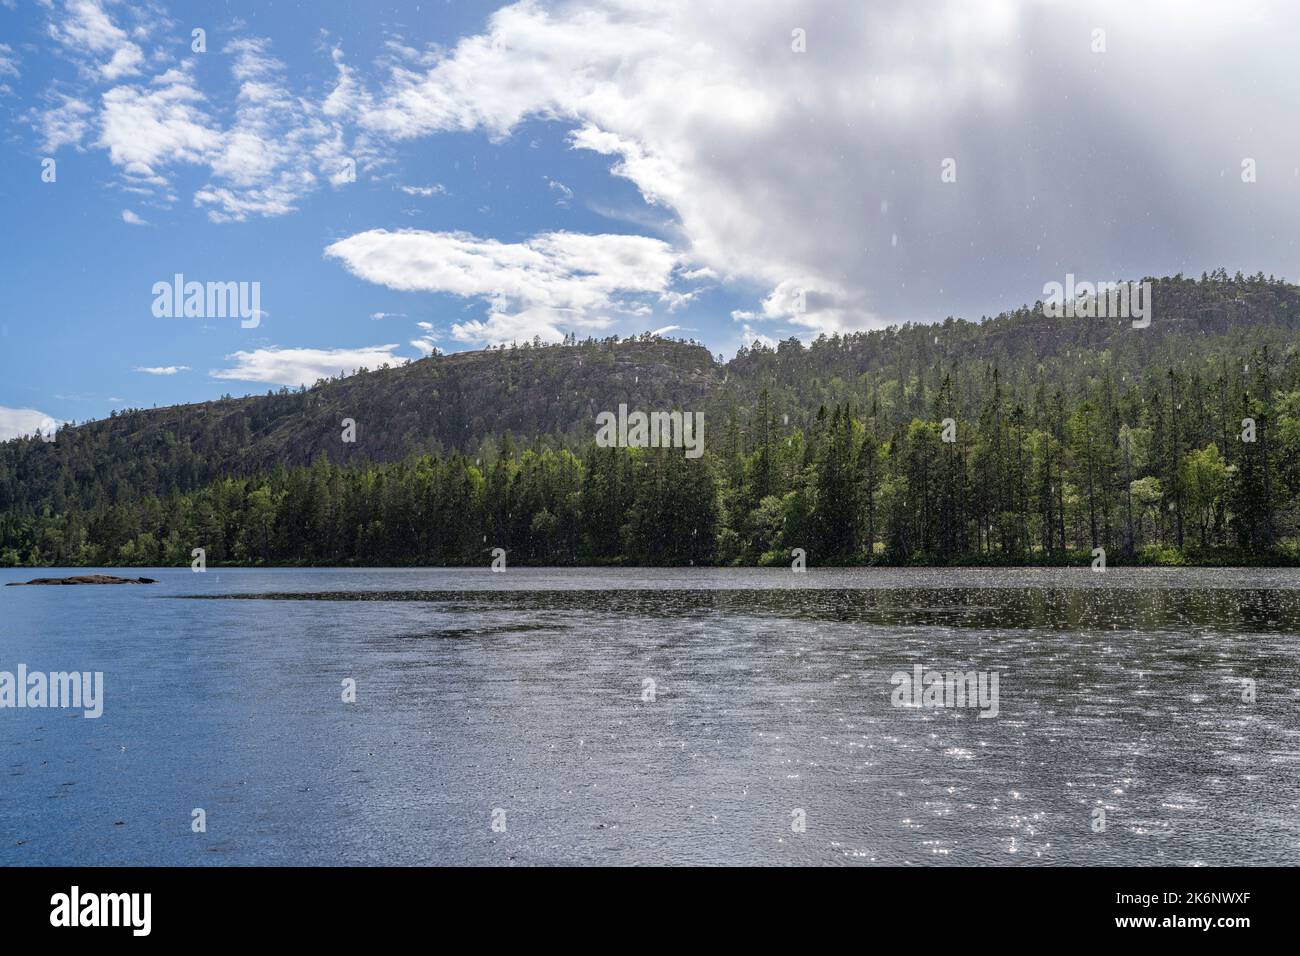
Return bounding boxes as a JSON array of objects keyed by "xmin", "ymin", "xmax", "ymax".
[
  {"xmin": 0, "ymin": 406, "xmax": 61, "ymax": 441},
  {"xmin": 0, "ymin": 43, "xmax": 19, "ymax": 78},
  {"xmin": 321, "ymin": 45, "xmax": 362, "ymax": 119},
  {"xmin": 121, "ymin": 208, "xmax": 147, "ymax": 225},
  {"xmin": 21, "ymin": 0, "xmax": 1300, "ymax": 332},
  {"xmin": 186, "ymin": 36, "xmax": 380, "ymax": 221},
  {"xmin": 446, "ymin": 306, "xmax": 589, "ymax": 346},
  {"xmin": 347, "ymin": 0, "xmax": 964, "ymax": 331},
  {"xmin": 410, "ymin": 320, "xmax": 440, "ymax": 356},
  {"xmin": 350, "ymin": 0, "xmax": 1300, "ymax": 333},
  {"xmin": 196, "ymin": 38, "xmax": 329, "ymax": 222},
  {"xmin": 96, "ymin": 66, "xmax": 218, "ymax": 170},
  {"xmin": 399, "ymin": 183, "xmax": 445, "ymax": 197},
  {"xmin": 33, "ymin": 94, "xmax": 93, "ymax": 152},
  {"xmin": 344, "ymin": 0, "xmax": 918, "ymax": 331},
  {"xmin": 659, "ymin": 287, "xmax": 702, "ymax": 312},
  {"xmin": 134, "ymin": 365, "xmax": 189, "ymax": 375},
  {"xmin": 48, "ymin": 0, "xmax": 145, "ymax": 82},
  {"xmin": 35, "ymin": 5, "xmax": 374, "ymax": 223},
  {"xmin": 324, "ymin": 228, "xmax": 680, "ymax": 345},
  {"xmin": 211, "ymin": 345, "xmax": 407, "ymax": 387},
  {"xmin": 99, "ymin": 42, "xmax": 144, "ymax": 82},
  {"xmin": 740, "ymin": 324, "xmax": 776, "ymax": 350},
  {"xmin": 546, "ymin": 177, "xmax": 573, "ymax": 206}
]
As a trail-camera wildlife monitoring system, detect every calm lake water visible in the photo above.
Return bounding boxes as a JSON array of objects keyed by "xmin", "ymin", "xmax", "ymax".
[{"xmin": 2, "ymin": 566, "xmax": 1298, "ymax": 866}]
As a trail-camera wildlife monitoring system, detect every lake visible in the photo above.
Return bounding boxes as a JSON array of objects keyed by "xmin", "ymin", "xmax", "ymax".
[{"xmin": 1, "ymin": 566, "xmax": 1298, "ymax": 865}]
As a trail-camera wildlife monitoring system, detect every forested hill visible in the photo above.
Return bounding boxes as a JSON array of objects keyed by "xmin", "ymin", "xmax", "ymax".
[
  {"xmin": 5, "ymin": 271, "xmax": 1298, "ymax": 516},
  {"xmin": 2, "ymin": 338, "xmax": 716, "ymax": 514},
  {"xmin": 1, "ymin": 337, "xmax": 717, "ymax": 514},
  {"xmin": 3, "ymin": 271, "xmax": 1300, "ymax": 567}
]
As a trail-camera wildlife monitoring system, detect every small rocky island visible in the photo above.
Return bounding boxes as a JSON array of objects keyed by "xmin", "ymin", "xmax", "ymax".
[{"xmin": 6, "ymin": 574, "xmax": 158, "ymax": 586}]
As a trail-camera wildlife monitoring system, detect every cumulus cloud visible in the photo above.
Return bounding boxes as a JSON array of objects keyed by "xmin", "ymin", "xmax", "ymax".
[
  {"xmin": 32, "ymin": 93, "xmax": 93, "ymax": 152},
  {"xmin": 211, "ymin": 345, "xmax": 407, "ymax": 387},
  {"xmin": 34, "ymin": 3, "xmax": 372, "ymax": 222},
  {"xmin": 96, "ymin": 64, "xmax": 218, "ymax": 170},
  {"xmin": 47, "ymin": 0, "xmax": 144, "ymax": 82},
  {"xmin": 349, "ymin": 0, "xmax": 1300, "ymax": 331},
  {"xmin": 22, "ymin": 0, "xmax": 1300, "ymax": 335},
  {"xmin": 0, "ymin": 406, "xmax": 61, "ymax": 441},
  {"xmin": 324, "ymin": 228, "xmax": 681, "ymax": 345},
  {"xmin": 195, "ymin": 37, "xmax": 357, "ymax": 222},
  {"xmin": 134, "ymin": 365, "xmax": 189, "ymax": 375},
  {"xmin": 121, "ymin": 208, "xmax": 147, "ymax": 225}
]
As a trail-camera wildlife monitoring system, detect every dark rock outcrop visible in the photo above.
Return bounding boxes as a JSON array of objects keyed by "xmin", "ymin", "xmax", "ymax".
[{"xmin": 5, "ymin": 574, "xmax": 157, "ymax": 586}]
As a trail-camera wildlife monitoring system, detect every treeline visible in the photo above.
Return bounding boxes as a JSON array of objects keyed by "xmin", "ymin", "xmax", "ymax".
[
  {"xmin": 3, "ymin": 343, "xmax": 1298, "ymax": 567},
  {"xmin": 4, "ymin": 272, "xmax": 1298, "ymax": 520},
  {"xmin": 0, "ymin": 442, "xmax": 720, "ymax": 567}
]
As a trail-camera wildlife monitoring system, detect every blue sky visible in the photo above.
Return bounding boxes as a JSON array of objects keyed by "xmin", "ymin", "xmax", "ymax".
[
  {"xmin": 3, "ymin": 0, "xmax": 1299, "ymax": 438},
  {"xmin": 0, "ymin": 0, "xmax": 754, "ymax": 437}
]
